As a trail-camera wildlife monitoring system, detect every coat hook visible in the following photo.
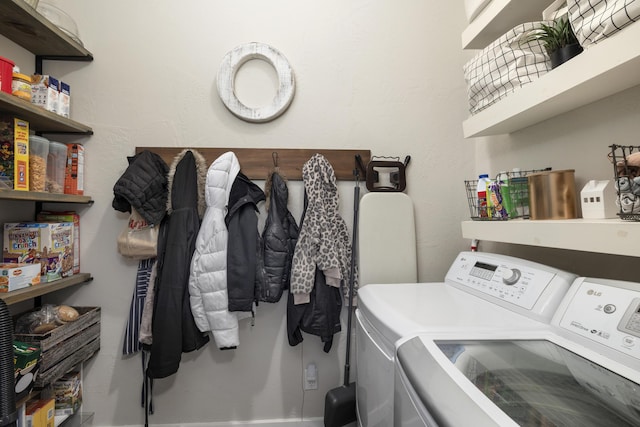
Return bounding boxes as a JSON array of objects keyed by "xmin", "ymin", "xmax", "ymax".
[{"xmin": 272, "ymin": 151, "xmax": 279, "ymax": 167}]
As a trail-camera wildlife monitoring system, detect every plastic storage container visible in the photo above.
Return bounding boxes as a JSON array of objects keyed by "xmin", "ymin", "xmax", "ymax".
[
  {"xmin": 47, "ymin": 141, "xmax": 67, "ymax": 193},
  {"xmin": 12, "ymin": 72, "xmax": 32, "ymax": 101},
  {"xmin": 0, "ymin": 56, "xmax": 14, "ymax": 94},
  {"xmin": 29, "ymin": 135, "xmax": 49, "ymax": 192}
]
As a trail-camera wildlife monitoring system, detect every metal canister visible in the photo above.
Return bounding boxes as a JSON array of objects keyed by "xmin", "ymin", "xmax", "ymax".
[{"xmin": 527, "ymin": 169, "xmax": 577, "ymax": 220}]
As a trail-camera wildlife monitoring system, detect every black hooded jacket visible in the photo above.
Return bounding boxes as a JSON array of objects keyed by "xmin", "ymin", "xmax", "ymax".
[
  {"xmin": 147, "ymin": 149, "xmax": 210, "ymax": 379},
  {"xmin": 260, "ymin": 170, "xmax": 299, "ymax": 303},
  {"xmin": 225, "ymin": 172, "xmax": 266, "ymax": 312}
]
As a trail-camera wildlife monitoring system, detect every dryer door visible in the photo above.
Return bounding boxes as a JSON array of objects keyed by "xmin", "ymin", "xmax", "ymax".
[{"xmin": 355, "ymin": 309, "xmax": 395, "ymax": 427}]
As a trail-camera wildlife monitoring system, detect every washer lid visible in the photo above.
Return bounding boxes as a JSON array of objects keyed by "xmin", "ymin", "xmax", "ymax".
[
  {"xmin": 397, "ymin": 334, "xmax": 640, "ymax": 427},
  {"xmin": 358, "ymin": 282, "xmax": 547, "ymax": 345}
]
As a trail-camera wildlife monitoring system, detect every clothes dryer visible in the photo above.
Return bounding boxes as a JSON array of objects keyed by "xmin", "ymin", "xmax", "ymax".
[
  {"xmin": 355, "ymin": 251, "xmax": 577, "ymax": 427},
  {"xmin": 394, "ymin": 276, "xmax": 640, "ymax": 426}
]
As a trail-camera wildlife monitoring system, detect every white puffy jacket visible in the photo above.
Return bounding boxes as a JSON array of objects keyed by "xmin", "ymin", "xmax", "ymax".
[{"xmin": 189, "ymin": 152, "xmax": 241, "ymax": 349}]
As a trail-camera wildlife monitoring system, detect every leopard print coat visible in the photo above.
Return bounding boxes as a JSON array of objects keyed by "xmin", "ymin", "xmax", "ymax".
[{"xmin": 290, "ymin": 154, "xmax": 357, "ymax": 304}]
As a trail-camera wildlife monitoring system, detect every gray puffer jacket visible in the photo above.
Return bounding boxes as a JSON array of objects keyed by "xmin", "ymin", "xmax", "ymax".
[{"xmin": 260, "ymin": 170, "xmax": 299, "ymax": 303}]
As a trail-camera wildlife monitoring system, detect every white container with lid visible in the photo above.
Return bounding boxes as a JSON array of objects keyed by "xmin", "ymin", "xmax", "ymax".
[{"xmin": 47, "ymin": 141, "xmax": 67, "ymax": 193}]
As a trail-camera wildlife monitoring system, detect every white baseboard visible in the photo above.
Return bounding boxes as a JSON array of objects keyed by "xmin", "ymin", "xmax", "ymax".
[{"xmin": 116, "ymin": 418, "xmax": 330, "ymax": 427}]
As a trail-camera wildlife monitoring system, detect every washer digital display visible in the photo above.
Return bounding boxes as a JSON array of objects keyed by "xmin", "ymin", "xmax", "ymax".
[{"xmin": 470, "ymin": 261, "xmax": 497, "ymax": 280}]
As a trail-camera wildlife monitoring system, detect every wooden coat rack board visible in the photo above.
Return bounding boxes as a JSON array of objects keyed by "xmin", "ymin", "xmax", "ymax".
[{"xmin": 135, "ymin": 147, "xmax": 371, "ymax": 181}]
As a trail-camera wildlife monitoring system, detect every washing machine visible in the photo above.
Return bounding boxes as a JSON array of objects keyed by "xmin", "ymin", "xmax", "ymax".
[
  {"xmin": 355, "ymin": 251, "xmax": 577, "ymax": 427},
  {"xmin": 394, "ymin": 276, "xmax": 640, "ymax": 426}
]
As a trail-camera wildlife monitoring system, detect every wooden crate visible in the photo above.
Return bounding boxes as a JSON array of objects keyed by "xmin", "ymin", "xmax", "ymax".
[{"xmin": 14, "ymin": 306, "xmax": 100, "ymax": 387}]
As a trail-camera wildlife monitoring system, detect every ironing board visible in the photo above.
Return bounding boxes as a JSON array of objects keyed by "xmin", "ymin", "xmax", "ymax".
[{"xmin": 357, "ymin": 192, "xmax": 417, "ymax": 286}]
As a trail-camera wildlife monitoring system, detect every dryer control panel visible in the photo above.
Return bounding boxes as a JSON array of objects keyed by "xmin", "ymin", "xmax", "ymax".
[
  {"xmin": 445, "ymin": 252, "xmax": 576, "ymax": 322},
  {"xmin": 556, "ymin": 278, "xmax": 640, "ymax": 361}
]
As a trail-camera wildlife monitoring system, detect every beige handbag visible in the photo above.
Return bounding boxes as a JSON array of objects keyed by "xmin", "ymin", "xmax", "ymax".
[{"xmin": 117, "ymin": 208, "xmax": 159, "ymax": 259}]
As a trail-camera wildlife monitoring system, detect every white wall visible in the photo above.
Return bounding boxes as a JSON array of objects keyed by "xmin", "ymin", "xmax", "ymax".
[{"xmin": 2, "ymin": 1, "xmax": 472, "ymax": 425}]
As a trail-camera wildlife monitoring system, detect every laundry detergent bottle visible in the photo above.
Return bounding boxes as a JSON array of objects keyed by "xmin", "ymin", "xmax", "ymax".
[{"xmin": 497, "ymin": 171, "xmax": 515, "ymax": 218}]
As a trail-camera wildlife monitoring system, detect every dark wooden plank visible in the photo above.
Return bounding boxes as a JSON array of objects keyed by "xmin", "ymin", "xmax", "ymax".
[
  {"xmin": 0, "ymin": 0, "xmax": 93, "ymax": 59},
  {"xmin": 136, "ymin": 147, "xmax": 371, "ymax": 181}
]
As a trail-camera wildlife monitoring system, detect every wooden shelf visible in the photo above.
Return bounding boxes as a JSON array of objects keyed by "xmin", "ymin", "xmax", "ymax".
[
  {"xmin": 0, "ymin": 189, "xmax": 92, "ymax": 203},
  {"xmin": 463, "ymin": 22, "xmax": 640, "ymax": 138},
  {"xmin": 0, "ymin": 0, "xmax": 92, "ymax": 60},
  {"xmin": 0, "ymin": 273, "xmax": 92, "ymax": 305},
  {"xmin": 462, "ymin": 0, "xmax": 549, "ymax": 49},
  {"xmin": 462, "ymin": 219, "xmax": 640, "ymax": 257},
  {"xmin": 0, "ymin": 92, "xmax": 93, "ymax": 135}
]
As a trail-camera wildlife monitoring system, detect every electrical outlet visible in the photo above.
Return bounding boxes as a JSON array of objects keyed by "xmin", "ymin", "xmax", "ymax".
[{"xmin": 304, "ymin": 362, "xmax": 318, "ymax": 390}]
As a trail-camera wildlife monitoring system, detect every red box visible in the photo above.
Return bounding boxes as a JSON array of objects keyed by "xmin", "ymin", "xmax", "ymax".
[{"xmin": 64, "ymin": 143, "xmax": 84, "ymax": 195}]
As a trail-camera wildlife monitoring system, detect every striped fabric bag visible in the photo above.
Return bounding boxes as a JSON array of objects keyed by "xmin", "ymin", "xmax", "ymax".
[
  {"xmin": 463, "ymin": 22, "xmax": 551, "ymax": 115},
  {"xmin": 568, "ymin": 0, "xmax": 640, "ymax": 48}
]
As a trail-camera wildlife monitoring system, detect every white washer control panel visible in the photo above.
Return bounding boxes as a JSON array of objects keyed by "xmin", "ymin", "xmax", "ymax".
[
  {"xmin": 558, "ymin": 279, "xmax": 640, "ymax": 361},
  {"xmin": 446, "ymin": 252, "xmax": 563, "ymax": 311}
]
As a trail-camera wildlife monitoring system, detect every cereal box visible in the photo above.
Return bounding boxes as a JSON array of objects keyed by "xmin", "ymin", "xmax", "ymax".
[
  {"xmin": 25, "ymin": 398, "xmax": 54, "ymax": 427},
  {"xmin": 0, "ymin": 116, "xmax": 29, "ymax": 190},
  {"xmin": 3, "ymin": 222, "xmax": 74, "ymax": 282},
  {"xmin": 37, "ymin": 211, "xmax": 80, "ymax": 274},
  {"xmin": 0, "ymin": 262, "xmax": 40, "ymax": 292}
]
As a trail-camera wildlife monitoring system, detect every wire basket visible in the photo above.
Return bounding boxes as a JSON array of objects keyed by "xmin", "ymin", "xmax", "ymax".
[
  {"xmin": 464, "ymin": 169, "xmax": 550, "ymax": 221},
  {"xmin": 609, "ymin": 144, "xmax": 640, "ymax": 221}
]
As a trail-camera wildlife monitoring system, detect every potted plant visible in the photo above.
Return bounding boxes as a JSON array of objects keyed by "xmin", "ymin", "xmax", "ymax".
[{"xmin": 525, "ymin": 16, "xmax": 583, "ymax": 68}]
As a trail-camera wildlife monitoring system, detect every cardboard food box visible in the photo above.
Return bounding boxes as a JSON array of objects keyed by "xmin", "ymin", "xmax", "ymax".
[
  {"xmin": 37, "ymin": 212, "xmax": 80, "ymax": 274},
  {"xmin": 25, "ymin": 398, "xmax": 54, "ymax": 427},
  {"xmin": 13, "ymin": 340, "xmax": 41, "ymax": 401},
  {"xmin": 3, "ymin": 222, "xmax": 74, "ymax": 281},
  {"xmin": 0, "ymin": 116, "xmax": 29, "ymax": 190},
  {"xmin": 0, "ymin": 262, "xmax": 41, "ymax": 292},
  {"xmin": 58, "ymin": 81, "xmax": 70, "ymax": 118},
  {"xmin": 31, "ymin": 75, "xmax": 59, "ymax": 114},
  {"xmin": 63, "ymin": 143, "xmax": 84, "ymax": 195},
  {"xmin": 52, "ymin": 370, "xmax": 82, "ymax": 416}
]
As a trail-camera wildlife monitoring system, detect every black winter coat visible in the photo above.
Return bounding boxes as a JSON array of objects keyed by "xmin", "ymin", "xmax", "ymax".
[
  {"xmin": 260, "ymin": 171, "xmax": 299, "ymax": 303},
  {"xmin": 147, "ymin": 150, "xmax": 209, "ymax": 379},
  {"xmin": 112, "ymin": 150, "xmax": 169, "ymax": 225},
  {"xmin": 225, "ymin": 172, "xmax": 266, "ymax": 312}
]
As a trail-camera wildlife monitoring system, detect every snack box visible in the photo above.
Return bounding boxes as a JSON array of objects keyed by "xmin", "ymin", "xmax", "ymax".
[
  {"xmin": 63, "ymin": 143, "xmax": 83, "ymax": 195},
  {"xmin": 0, "ymin": 115, "xmax": 29, "ymax": 190},
  {"xmin": 37, "ymin": 212, "xmax": 80, "ymax": 274},
  {"xmin": 52, "ymin": 370, "xmax": 82, "ymax": 416},
  {"xmin": 0, "ymin": 262, "xmax": 41, "ymax": 292},
  {"xmin": 25, "ymin": 398, "xmax": 54, "ymax": 427},
  {"xmin": 58, "ymin": 81, "xmax": 70, "ymax": 118},
  {"xmin": 31, "ymin": 74, "xmax": 59, "ymax": 114},
  {"xmin": 14, "ymin": 340, "xmax": 41, "ymax": 401},
  {"xmin": 3, "ymin": 222, "xmax": 74, "ymax": 282}
]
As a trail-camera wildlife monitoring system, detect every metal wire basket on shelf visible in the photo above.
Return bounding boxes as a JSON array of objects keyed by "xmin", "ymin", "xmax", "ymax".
[
  {"xmin": 609, "ymin": 144, "xmax": 640, "ymax": 221},
  {"xmin": 464, "ymin": 169, "xmax": 550, "ymax": 221}
]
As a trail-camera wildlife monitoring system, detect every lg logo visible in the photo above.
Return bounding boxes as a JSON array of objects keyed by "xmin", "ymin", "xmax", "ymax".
[{"xmin": 587, "ymin": 289, "xmax": 603, "ymax": 297}]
